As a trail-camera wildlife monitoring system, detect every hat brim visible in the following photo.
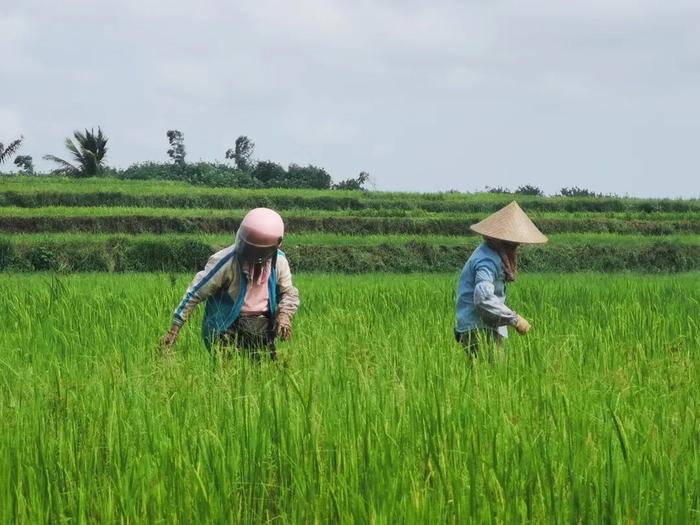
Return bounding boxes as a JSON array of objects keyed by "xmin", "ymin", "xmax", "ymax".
[
  {"xmin": 468, "ymin": 201, "xmax": 549, "ymax": 244},
  {"xmin": 470, "ymin": 224, "xmax": 548, "ymax": 244}
]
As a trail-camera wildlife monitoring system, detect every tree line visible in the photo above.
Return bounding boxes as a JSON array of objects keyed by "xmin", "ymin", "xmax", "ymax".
[
  {"xmin": 3, "ymin": 129, "xmax": 601, "ymax": 195},
  {"xmin": 0, "ymin": 128, "xmax": 370, "ymax": 191},
  {"xmin": 484, "ymin": 185, "xmax": 604, "ymax": 197}
]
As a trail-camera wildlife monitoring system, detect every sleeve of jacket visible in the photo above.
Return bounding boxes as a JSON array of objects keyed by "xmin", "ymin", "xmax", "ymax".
[
  {"xmin": 172, "ymin": 247, "xmax": 235, "ymax": 326},
  {"xmin": 276, "ymin": 254, "xmax": 300, "ymax": 317},
  {"xmin": 473, "ymin": 259, "xmax": 518, "ymax": 327}
]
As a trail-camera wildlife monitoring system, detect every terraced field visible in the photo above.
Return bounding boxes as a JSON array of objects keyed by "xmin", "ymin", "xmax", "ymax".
[
  {"xmin": 2, "ymin": 176, "xmax": 700, "ymax": 522},
  {"xmin": 1, "ymin": 176, "xmax": 699, "ymax": 273}
]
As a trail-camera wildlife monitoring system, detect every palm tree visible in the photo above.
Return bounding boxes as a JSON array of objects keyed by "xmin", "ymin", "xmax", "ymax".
[
  {"xmin": 0, "ymin": 136, "xmax": 24, "ymax": 164},
  {"xmin": 44, "ymin": 127, "xmax": 108, "ymax": 177}
]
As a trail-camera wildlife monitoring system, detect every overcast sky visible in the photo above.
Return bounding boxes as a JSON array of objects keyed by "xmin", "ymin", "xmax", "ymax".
[{"xmin": 1, "ymin": 0, "xmax": 699, "ymax": 197}]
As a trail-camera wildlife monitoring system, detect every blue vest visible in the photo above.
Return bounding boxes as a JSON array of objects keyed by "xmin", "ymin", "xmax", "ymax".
[{"xmin": 201, "ymin": 251, "xmax": 279, "ymax": 349}]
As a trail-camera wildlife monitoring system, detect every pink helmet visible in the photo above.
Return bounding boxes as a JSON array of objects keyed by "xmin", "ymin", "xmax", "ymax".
[{"xmin": 234, "ymin": 208, "xmax": 284, "ymax": 263}]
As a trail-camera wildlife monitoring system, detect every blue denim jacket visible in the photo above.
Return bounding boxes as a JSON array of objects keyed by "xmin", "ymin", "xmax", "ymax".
[{"xmin": 455, "ymin": 243, "xmax": 518, "ymax": 338}]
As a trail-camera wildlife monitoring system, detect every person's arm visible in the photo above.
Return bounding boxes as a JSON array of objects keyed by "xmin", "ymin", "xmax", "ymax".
[
  {"xmin": 274, "ymin": 254, "xmax": 300, "ymax": 340},
  {"xmin": 473, "ymin": 260, "xmax": 529, "ymax": 333},
  {"xmin": 161, "ymin": 247, "xmax": 235, "ymax": 350}
]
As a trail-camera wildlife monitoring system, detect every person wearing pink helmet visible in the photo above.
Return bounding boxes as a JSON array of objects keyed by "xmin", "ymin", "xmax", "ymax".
[{"xmin": 161, "ymin": 207, "xmax": 300, "ymax": 358}]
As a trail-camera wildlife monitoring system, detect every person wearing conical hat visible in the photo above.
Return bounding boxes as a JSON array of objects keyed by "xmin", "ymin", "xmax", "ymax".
[
  {"xmin": 161, "ymin": 208, "xmax": 300, "ymax": 359},
  {"xmin": 454, "ymin": 201, "xmax": 547, "ymax": 357}
]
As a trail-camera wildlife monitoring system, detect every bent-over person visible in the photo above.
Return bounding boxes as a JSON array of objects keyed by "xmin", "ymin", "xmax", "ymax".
[
  {"xmin": 161, "ymin": 207, "xmax": 300, "ymax": 359},
  {"xmin": 455, "ymin": 201, "xmax": 548, "ymax": 358}
]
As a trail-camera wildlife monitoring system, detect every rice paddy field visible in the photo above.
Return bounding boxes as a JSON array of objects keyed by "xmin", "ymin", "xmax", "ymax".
[
  {"xmin": 1, "ymin": 273, "xmax": 699, "ymax": 523},
  {"xmin": 1, "ymin": 176, "xmax": 699, "ymax": 522}
]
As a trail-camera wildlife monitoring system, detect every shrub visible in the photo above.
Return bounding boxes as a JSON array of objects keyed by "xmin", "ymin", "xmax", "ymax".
[
  {"xmin": 560, "ymin": 187, "xmax": 600, "ymax": 197},
  {"xmin": 515, "ymin": 185, "xmax": 544, "ymax": 196},
  {"xmin": 26, "ymin": 245, "xmax": 59, "ymax": 271},
  {"xmin": 485, "ymin": 186, "xmax": 512, "ymax": 194},
  {"xmin": 252, "ymin": 161, "xmax": 286, "ymax": 186},
  {"xmin": 285, "ymin": 164, "xmax": 332, "ymax": 190},
  {"xmin": 117, "ymin": 162, "xmax": 262, "ymax": 188},
  {"xmin": 334, "ymin": 171, "xmax": 370, "ymax": 191},
  {"xmin": 181, "ymin": 163, "xmax": 261, "ymax": 188},
  {"xmin": 118, "ymin": 162, "xmax": 173, "ymax": 180}
]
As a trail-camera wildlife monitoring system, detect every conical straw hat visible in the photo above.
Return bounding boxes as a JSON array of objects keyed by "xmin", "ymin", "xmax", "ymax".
[{"xmin": 470, "ymin": 201, "xmax": 548, "ymax": 244}]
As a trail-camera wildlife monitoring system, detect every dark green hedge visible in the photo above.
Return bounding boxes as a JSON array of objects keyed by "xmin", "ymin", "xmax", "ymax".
[
  {"xmin": 1, "ymin": 238, "xmax": 697, "ymax": 273},
  {"xmin": 1, "ymin": 215, "xmax": 698, "ymax": 235},
  {"xmin": 2, "ymin": 191, "xmax": 700, "ymax": 213}
]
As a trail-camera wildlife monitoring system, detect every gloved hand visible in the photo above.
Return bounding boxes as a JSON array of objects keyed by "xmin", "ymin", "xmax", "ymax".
[
  {"xmin": 160, "ymin": 325, "xmax": 181, "ymax": 352},
  {"xmin": 514, "ymin": 315, "xmax": 531, "ymax": 335},
  {"xmin": 276, "ymin": 312, "xmax": 293, "ymax": 341}
]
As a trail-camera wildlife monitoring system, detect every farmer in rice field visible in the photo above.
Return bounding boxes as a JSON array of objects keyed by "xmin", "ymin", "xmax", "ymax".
[
  {"xmin": 455, "ymin": 201, "xmax": 548, "ymax": 357},
  {"xmin": 161, "ymin": 207, "xmax": 300, "ymax": 359}
]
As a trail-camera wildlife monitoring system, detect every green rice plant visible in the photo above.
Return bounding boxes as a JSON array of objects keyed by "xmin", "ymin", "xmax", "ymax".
[
  {"xmin": 1, "ymin": 206, "xmax": 698, "ymax": 221},
  {"xmin": 2, "ymin": 233, "xmax": 700, "ymax": 273},
  {"xmin": 2, "ymin": 176, "xmax": 699, "ymax": 213},
  {"xmin": 0, "ymin": 273, "xmax": 698, "ymax": 522},
  {"xmin": 4, "ymin": 231, "xmax": 700, "ymax": 247},
  {"xmin": 0, "ymin": 211, "xmax": 699, "ymax": 236}
]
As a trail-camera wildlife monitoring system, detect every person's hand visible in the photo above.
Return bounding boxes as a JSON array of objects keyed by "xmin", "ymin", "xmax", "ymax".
[
  {"xmin": 276, "ymin": 312, "xmax": 293, "ymax": 341},
  {"xmin": 160, "ymin": 325, "xmax": 181, "ymax": 352},
  {"xmin": 514, "ymin": 315, "xmax": 531, "ymax": 335}
]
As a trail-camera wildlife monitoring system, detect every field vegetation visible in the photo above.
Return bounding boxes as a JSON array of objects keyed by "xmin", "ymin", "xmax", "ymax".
[
  {"xmin": 1, "ymin": 175, "xmax": 699, "ymax": 522},
  {"xmin": 1, "ymin": 273, "xmax": 698, "ymax": 522},
  {"xmin": 0, "ymin": 176, "xmax": 699, "ymax": 273},
  {"xmin": 2, "ymin": 177, "xmax": 699, "ymax": 212},
  {"xmin": 1, "ymin": 232, "xmax": 699, "ymax": 273}
]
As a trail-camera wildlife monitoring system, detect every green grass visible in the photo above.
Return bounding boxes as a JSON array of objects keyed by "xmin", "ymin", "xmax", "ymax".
[
  {"xmin": 0, "ymin": 205, "xmax": 698, "ymax": 221},
  {"xmin": 0, "ymin": 176, "xmax": 355, "ymax": 197},
  {"xmin": 1, "ymin": 273, "xmax": 698, "ymax": 522},
  {"xmin": 0, "ymin": 176, "xmax": 512, "ymax": 201},
  {"xmin": 3, "ymin": 231, "xmax": 700, "ymax": 247},
  {"xmin": 2, "ymin": 175, "xmax": 698, "ymax": 205}
]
